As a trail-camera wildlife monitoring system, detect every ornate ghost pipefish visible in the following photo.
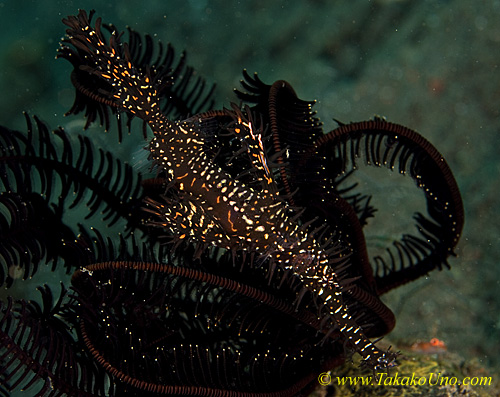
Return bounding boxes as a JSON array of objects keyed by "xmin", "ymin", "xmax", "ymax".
[{"xmin": 60, "ymin": 10, "xmax": 398, "ymax": 370}]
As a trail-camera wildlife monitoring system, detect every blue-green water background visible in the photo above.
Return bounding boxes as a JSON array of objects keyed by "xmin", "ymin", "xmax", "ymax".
[{"xmin": 1, "ymin": 0, "xmax": 499, "ymax": 377}]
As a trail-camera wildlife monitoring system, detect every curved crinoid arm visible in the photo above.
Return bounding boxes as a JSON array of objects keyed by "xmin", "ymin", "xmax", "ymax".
[
  {"xmin": 0, "ymin": 284, "xmax": 112, "ymax": 396},
  {"xmin": 0, "ymin": 114, "xmax": 144, "ymax": 228},
  {"xmin": 70, "ymin": 255, "xmax": 345, "ymax": 396},
  {"xmin": 301, "ymin": 119, "xmax": 464, "ymax": 294},
  {"xmin": 58, "ymin": 9, "xmax": 215, "ymax": 140},
  {"xmin": 0, "ymin": 114, "xmax": 147, "ymax": 287}
]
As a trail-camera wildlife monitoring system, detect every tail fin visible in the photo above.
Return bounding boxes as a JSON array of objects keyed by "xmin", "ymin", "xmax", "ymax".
[{"xmin": 61, "ymin": 10, "xmax": 163, "ymax": 121}]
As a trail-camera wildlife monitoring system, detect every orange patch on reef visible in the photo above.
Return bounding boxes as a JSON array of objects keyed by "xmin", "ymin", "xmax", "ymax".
[{"xmin": 410, "ymin": 338, "xmax": 447, "ymax": 354}]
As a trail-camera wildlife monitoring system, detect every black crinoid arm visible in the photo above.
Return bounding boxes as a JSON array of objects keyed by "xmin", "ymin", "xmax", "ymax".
[{"xmin": 0, "ymin": 8, "xmax": 464, "ymax": 397}]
